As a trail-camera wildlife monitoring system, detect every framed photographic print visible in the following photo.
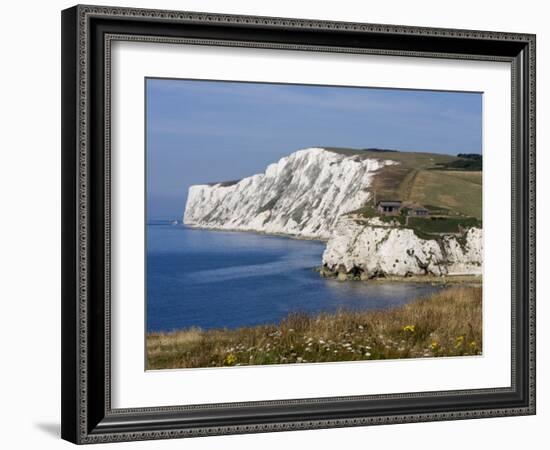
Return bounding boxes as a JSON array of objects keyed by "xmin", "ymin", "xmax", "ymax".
[{"xmin": 61, "ymin": 5, "xmax": 536, "ymax": 444}]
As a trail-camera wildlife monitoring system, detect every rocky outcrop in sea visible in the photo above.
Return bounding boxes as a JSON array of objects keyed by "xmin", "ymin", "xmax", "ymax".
[{"xmin": 321, "ymin": 216, "xmax": 482, "ymax": 278}]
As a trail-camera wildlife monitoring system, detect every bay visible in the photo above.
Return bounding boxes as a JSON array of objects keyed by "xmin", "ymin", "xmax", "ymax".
[{"xmin": 146, "ymin": 222, "xmax": 442, "ymax": 332}]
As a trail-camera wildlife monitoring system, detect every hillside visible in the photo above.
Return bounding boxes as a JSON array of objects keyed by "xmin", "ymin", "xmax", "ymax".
[
  {"xmin": 325, "ymin": 147, "xmax": 482, "ymax": 219},
  {"xmin": 147, "ymin": 286, "xmax": 482, "ymax": 369}
]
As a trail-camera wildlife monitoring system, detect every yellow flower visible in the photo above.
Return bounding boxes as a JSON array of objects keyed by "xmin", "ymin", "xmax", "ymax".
[
  {"xmin": 469, "ymin": 341, "xmax": 477, "ymax": 349},
  {"xmin": 224, "ymin": 353, "xmax": 237, "ymax": 366},
  {"xmin": 454, "ymin": 335, "xmax": 465, "ymax": 349},
  {"xmin": 430, "ymin": 342, "xmax": 439, "ymax": 351},
  {"xmin": 403, "ymin": 325, "xmax": 416, "ymax": 333}
]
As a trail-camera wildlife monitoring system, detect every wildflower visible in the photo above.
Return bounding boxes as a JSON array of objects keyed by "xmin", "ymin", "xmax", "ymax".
[
  {"xmin": 403, "ymin": 325, "xmax": 416, "ymax": 333},
  {"xmin": 365, "ymin": 352, "xmax": 371, "ymax": 357},
  {"xmin": 469, "ymin": 341, "xmax": 477, "ymax": 349},
  {"xmin": 224, "ymin": 353, "xmax": 237, "ymax": 366},
  {"xmin": 430, "ymin": 342, "xmax": 439, "ymax": 351},
  {"xmin": 455, "ymin": 335, "xmax": 465, "ymax": 349},
  {"xmin": 358, "ymin": 325, "xmax": 364, "ymax": 330}
]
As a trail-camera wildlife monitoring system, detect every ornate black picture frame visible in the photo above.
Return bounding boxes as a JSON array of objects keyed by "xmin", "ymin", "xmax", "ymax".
[{"xmin": 61, "ymin": 4, "xmax": 536, "ymax": 444}]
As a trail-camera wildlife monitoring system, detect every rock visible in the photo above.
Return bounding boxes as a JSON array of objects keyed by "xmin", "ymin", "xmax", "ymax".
[
  {"xmin": 182, "ymin": 147, "xmax": 483, "ymax": 278},
  {"xmin": 337, "ymin": 272, "xmax": 348, "ymax": 281},
  {"xmin": 322, "ymin": 216, "xmax": 482, "ymax": 277},
  {"xmin": 183, "ymin": 148, "xmax": 394, "ymax": 239}
]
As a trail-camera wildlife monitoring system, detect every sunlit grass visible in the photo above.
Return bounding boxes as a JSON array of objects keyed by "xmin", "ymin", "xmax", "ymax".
[{"xmin": 146, "ymin": 286, "xmax": 482, "ymax": 370}]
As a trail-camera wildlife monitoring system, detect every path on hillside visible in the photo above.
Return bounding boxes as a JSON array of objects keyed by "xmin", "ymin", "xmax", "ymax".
[{"xmin": 399, "ymin": 169, "xmax": 420, "ymax": 201}]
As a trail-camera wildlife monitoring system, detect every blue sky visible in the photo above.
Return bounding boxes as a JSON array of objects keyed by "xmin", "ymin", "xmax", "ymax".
[{"xmin": 146, "ymin": 78, "xmax": 482, "ymax": 220}]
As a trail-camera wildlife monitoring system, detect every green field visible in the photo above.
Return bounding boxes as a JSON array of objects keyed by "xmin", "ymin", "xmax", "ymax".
[{"xmin": 407, "ymin": 216, "xmax": 481, "ymax": 234}]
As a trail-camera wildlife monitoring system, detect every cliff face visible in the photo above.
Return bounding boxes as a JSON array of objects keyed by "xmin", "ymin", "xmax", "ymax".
[
  {"xmin": 184, "ymin": 148, "xmax": 392, "ymax": 239},
  {"xmin": 322, "ymin": 217, "xmax": 482, "ymax": 278},
  {"xmin": 183, "ymin": 147, "xmax": 483, "ymax": 277}
]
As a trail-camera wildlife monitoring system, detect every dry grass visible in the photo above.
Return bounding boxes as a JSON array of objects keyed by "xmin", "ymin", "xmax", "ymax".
[
  {"xmin": 441, "ymin": 170, "xmax": 483, "ymax": 186},
  {"xmin": 352, "ymin": 153, "xmax": 482, "ymax": 219},
  {"xmin": 146, "ymin": 286, "xmax": 482, "ymax": 370},
  {"xmin": 407, "ymin": 170, "xmax": 482, "ymax": 219}
]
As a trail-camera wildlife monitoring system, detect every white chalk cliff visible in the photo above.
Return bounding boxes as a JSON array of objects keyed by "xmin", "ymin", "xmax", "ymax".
[
  {"xmin": 183, "ymin": 147, "xmax": 482, "ymax": 277},
  {"xmin": 322, "ymin": 217, "xmax": 482, "ymax": 277},
  {"xmin": 184, "ymin": 148, "xmax": 392, "ymax": 239}
]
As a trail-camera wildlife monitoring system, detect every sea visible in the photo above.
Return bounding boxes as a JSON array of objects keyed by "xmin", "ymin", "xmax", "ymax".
[{"xmin": 146, "ymin": 221, "xmax": 442, "ymax": 332}]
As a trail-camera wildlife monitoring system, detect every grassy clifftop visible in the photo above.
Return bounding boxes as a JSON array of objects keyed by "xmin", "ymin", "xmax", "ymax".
[
  {"xmin": 325, "ymin": 147, "xmax": 482, "ymax": 219},
  {"xmin": 146, "ymin": 286, "xmax": 482, "ymax": 370}
]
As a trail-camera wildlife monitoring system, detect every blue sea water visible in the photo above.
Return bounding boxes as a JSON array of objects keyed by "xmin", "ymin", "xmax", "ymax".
[{"xmin": 146, "ymin": 222, "xmax": 442, "ymax": 332}]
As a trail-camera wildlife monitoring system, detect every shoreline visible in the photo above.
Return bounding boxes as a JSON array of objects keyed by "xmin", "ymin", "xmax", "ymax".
[
  {"xmin": 315, "ymin": 267, "xmax": 482, "ymax": 285},
  {"xmin": 181, "ymin": 223, "xmax": 482, "ymax": 282},
  {"xmin": 182, "ymin": 222, "xmax": 329, "ymax": 243},
  {"xmin": 368, "ymin": 274, "xmax": 482, "ymax": 284}
]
